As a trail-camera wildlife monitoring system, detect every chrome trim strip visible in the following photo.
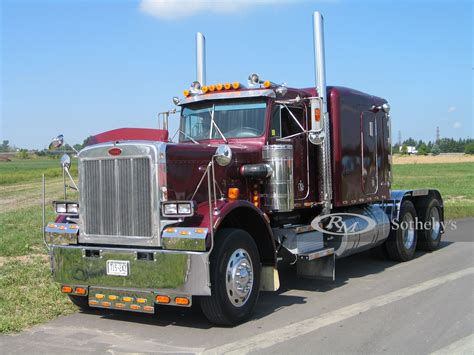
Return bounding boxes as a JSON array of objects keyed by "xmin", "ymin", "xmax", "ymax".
[{"xmin": 179, "ymin": 89, "xmax": 276, "ymax": 105}]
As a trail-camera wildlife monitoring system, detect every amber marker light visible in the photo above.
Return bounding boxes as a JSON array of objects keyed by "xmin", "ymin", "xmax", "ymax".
[
  {"xmin": 101, "ymin": 301, "xmax": 111, "ymax": 307},
  {"xmin": 122, "ymin": 296, "xmax": 133, "ymax": 302},
  {"xmin": 155, "ymin": 295, "xmax": 170, "ymax": 304},
  {"xmin": 75, "ymin": 287, "xmax": 87, "ymax": 295},
  {"xmin": 115, "ymin": 303, "xmax": 125, "ymax": 309},
  {"xmin": 209, "ymin": 84, "xmax": 216, "ymax": 92},
  {"xmin": 183, "ymin": 89, "xmax": 190, "ymax": 97},
  {"xmin": 136, "ymin": 298, "xmax": 147, "ymax": 304},
  {"xmin": 108, "ymin": 295, "xmax": 118, "ymax": 301},
  {"xmin": 202, "ymin": 86, "xmax": 209, "ymax": 93},
  {"xmin": 130, "ymin": 304, "xmax": 141, "ymax": 310},
  {"xmin": 228, "ymin": 187, "xmax": 240, "ymax": 200},
  {"xmin": 216, "ymin": 83, "xmax": 223, "ymax": 91},
  {"xmin": 61, "ymin": 286, "xmax": 72, "ymax": 294},
  {"xmin": 175, "ymin": 297, "xmax": 190, "ymax": 306},
  {"xmin": 314, "ymin": 108, "xmax": 321, "ymax": 122},
  {"xmin": 224, "ymin": 82, "xmax": 231, "ymax": 90},
  {"xmin": 95, "ymin": 294, "xmax": 105, "ymax": 299},
  {"xmin": 143, "ymin": 306, "xmax": 154, "ymax": 312},
  {"xmin": 263, "ymin": 80, "xmax": 271, "ymax": 88},
  {"xmin": 232, "ymin": 82, "xmax": 240, "ymax": 89},
  {"xmin": 89, "ymin": 300, "xmax": 98, "ymax": 305}
]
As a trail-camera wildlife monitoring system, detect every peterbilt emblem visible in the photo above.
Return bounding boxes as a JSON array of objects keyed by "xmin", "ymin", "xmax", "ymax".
[{"xmin": 108, "ymin": 147, "xmax": 122, "ymax": 156}]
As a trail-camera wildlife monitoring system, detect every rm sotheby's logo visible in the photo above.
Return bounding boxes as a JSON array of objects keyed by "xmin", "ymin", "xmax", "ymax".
[{"xmin": 311, "ymin": 213, "xmax": 377, "ymax": 236}]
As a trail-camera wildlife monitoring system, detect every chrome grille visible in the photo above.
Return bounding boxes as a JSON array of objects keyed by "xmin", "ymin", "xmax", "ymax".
[{"xmin": 82, "ymin": 157, "xmax": 153, "ymax": 237}]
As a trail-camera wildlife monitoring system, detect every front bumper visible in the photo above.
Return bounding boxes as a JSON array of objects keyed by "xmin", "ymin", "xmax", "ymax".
[{"xmin": 51, "ymin": 245, "xmax": 211, "ymax": 296}]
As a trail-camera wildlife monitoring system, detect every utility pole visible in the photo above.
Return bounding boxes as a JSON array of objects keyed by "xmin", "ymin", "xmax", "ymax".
[
  {"xmin": 398, "ymin": 130, "xmax": 402, "ymax": 146},
  {"xmin": 436, "ymin": 126, "xmax": 440, "ymax": 144}
]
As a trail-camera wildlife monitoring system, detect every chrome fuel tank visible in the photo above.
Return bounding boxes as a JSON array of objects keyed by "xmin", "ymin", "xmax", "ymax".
[
  {"xmin": 322, "ymin": 205, "xmax": 391, "ymax": 258},
  {"xmin": 263, "ymin": 145, "xmax": 294, "ymax": 212}
]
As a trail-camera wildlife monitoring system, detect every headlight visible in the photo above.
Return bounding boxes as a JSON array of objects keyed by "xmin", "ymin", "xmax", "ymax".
[
  {"xmin": 178, "ymin": 203, "xmax": 192, "ymax": 215},
  {"xmin": 162, "ymin": 201, "xmax": 195, "ymax": 217},
  {"xmin": 66, "ymin": 203, "xmax": 79, "ymax": 214},
  {"xmin": 164, "ymin": 203, "xmax": 177, "ymax": 215},
  {"xmin": 55, "ymin": 203, "xmax": 67, "ymax": 213},
  {"xmin": 54, "ymin": 201, "xmax": 79, "ymax": 215}
]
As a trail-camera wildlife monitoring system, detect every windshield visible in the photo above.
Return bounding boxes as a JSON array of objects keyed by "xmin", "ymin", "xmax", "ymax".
[{"xmin": 179, "ymin": 100, "xmax": 266, "ymax": 142}]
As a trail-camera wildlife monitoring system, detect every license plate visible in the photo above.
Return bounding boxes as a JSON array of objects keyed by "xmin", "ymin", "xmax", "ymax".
[{"xmin": 106, "ymin": 260, "xmax": 130, "ymax": 276}]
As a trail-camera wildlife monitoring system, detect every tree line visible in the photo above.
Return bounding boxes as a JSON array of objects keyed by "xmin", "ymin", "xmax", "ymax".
[{"xmin": 393, "ymin": 138, "xmax": 474, "ymax": 155}]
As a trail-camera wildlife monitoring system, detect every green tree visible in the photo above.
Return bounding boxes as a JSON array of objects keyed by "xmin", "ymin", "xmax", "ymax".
[
  {"xmin": 401, "ymin": 144, "xmax": 408, "ymax": 155},
  {"xmin": 417, "ymin": 143, "xmax": 429, "ymax": 155},
  {"xmin": 18, "ymin": 149, "xmax": 29, "ymax": 159},
  {"xmin": 431, "ymin": 144, "xmax": 441, "ymax": 156},
  {"xmin": 465, "ymin": 142, "xmax": 474, "ymax": 155},
  {"xmin": 0, "ymin": 140, "xmax": 10, "ymax": 152}
]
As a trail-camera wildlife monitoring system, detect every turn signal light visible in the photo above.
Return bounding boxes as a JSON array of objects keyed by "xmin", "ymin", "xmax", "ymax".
[
  {"xmin": 228, "ymin": 187, "xmax": 240, "ymax": 200},
  {"xmin": 175, "ymin": 297, "xmax": 190, "ymax": 306},
  {"xmin": 155, "ymin": 295, "xmax": 170, "ymax": 304},
  {"xmin": 61, "ymin": 286, "xmax": 72, "ymax": 294},
  {"xmin": 224, "ymin": 82, "xmax": 231, "ymax": 90},
  {"xmin": 75, "ymin": 287, "xmax": 87, "ymax": 295},
  {"xmin": 314, "ymin": 108, "xmax": 321, "ymax": 122}
]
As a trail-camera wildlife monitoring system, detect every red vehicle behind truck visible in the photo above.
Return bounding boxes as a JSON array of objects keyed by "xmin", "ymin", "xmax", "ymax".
[{"xmin": 45, "ymin": 12, "xmax": 444, "ymax": 325}]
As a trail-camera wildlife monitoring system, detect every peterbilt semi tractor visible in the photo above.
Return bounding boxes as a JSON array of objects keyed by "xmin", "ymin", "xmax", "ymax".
[{"xmin": 45, "ymin": 12, "xmax": 444, "ymax": 325}]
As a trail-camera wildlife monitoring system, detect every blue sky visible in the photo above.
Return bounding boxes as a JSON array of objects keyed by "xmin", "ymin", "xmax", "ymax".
[{"xmin": 1, "ymin": 0, "xmax": 472, "ymax": 149}]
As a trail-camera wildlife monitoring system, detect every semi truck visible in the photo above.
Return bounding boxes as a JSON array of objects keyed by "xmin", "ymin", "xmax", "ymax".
[{"xmin": 44, "ymin": 12, "xmax": 444, "ymax": 325}]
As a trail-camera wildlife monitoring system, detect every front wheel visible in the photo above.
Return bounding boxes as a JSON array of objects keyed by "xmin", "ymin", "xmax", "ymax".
[{"xmin": 200, "ymin": 228, "xmax": 261, "ymax": 326}]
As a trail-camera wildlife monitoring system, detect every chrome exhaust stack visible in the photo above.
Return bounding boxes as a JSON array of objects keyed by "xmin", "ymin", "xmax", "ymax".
[
  {"xmin": 196, "ymin": 32, "xmax": 206, "ymax": 86},
  {"xmin": 310, "ymin": 11, "xmax": 332, "ymax": 213}
]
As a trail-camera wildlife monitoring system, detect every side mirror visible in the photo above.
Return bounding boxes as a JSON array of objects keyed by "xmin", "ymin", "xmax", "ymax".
[
  {"xmin": 49, "ymin": 135, "xmax": 64, "ymax": 151},
  {"xmin": 60, "ymin": 154, "xmax": 71, "ymax": 169},
  {"xmin": 214, "ymin": 144, "xmax": 232, "ymax": 167}
]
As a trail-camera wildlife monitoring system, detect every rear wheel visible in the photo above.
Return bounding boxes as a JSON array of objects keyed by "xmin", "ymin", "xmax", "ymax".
[
  {"xmin": 200, "ymin": 228, "xmax": 261, "ymax": 326},
  {"xmin": 385, "ymin": 200, "xmax": 418, "ymax": 261},
  {"xmin": 68, "ymin": 295, "xmax": 90, "ymax": 310},
  {"xmin": 417, "ymin": 198, "xmax": 442, "ymax": 251}
]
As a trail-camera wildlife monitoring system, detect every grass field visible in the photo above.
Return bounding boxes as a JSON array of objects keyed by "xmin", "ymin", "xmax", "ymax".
[{"xmin": 0, "ymin": 157, "xmax": 473, "ymax": 333}]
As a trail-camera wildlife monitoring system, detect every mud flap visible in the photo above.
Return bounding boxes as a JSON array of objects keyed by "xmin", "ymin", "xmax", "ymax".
[{"xmin": 296, "ymin": 253, "xmax": 335, "ymax": 281}]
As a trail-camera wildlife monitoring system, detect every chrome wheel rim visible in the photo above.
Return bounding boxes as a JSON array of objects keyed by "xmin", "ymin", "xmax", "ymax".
[
  {"xmin": 430, "ymin": 207, "xmax": 441, "ymax": 240},
  {"xmin": 225, "ymin": 248, "xmax": 254, "ymax": 308},
  {"xmin": 402, "ymin": 213, "xmax": 415, "ymax": 249}
]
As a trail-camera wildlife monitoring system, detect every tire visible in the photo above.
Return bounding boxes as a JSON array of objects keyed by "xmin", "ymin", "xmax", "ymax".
[
  {"xmin": 417, "ymin": 198, "xmax": 442, "ymax": 251},
  {"xmin": 200, "ymin": 228, "xmax": 261, "ymax": 326},
  {"xmin": 385, "ymin": 200, "xmax": 418, "ymax": 262},
  {"xmin": 68, "ymin": 295, "xmax": 90, "ymax": 310}
]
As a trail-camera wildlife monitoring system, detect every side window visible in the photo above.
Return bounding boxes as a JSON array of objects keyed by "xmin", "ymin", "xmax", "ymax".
[
  {"xmin": 270, "ymin": 105, "xmax": 282, "ymax": 138},
  {"xmin": 281, "ymin": 107, "xmax": 304, "ymax": 137}
]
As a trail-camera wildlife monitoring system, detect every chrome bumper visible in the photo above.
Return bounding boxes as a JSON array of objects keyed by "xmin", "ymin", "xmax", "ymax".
[{"xmin": 51, "ymin": 246, "xmax": 211, "ymax": 296}]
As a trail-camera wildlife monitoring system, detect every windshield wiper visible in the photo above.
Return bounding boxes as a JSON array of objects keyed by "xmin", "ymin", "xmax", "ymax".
[{"xmin": 209, "ymin": 105, "xmax": 228, "ymax": 143}]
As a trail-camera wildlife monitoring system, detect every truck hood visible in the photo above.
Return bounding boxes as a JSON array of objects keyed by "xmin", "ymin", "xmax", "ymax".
[{"xmin": 165, "ymin": 142, "xmax": 263, "ymax": 202}]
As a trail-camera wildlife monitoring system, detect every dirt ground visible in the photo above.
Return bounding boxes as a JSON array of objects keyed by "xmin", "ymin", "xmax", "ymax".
[{"xmin": 392, "ymin": 154, "xmax": 474, "ymax": 165}]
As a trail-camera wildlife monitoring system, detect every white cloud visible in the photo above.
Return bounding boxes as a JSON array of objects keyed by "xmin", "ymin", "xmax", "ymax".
[
  {"xmin": 453, "ymin": 121, "xmax": 461, "ymax": 129},
  {"xmin": 139, "ymin": 0, "xmax": 288, "ymax": 20},
  {"xmin": 448, "ymin": 106, "xmax": 456, "ymax": 112}
]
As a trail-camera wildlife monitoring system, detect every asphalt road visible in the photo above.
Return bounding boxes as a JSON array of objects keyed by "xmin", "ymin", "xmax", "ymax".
[{"xmin": 2, "ymin": 219, "xmax": 473, "ymax": 354}]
